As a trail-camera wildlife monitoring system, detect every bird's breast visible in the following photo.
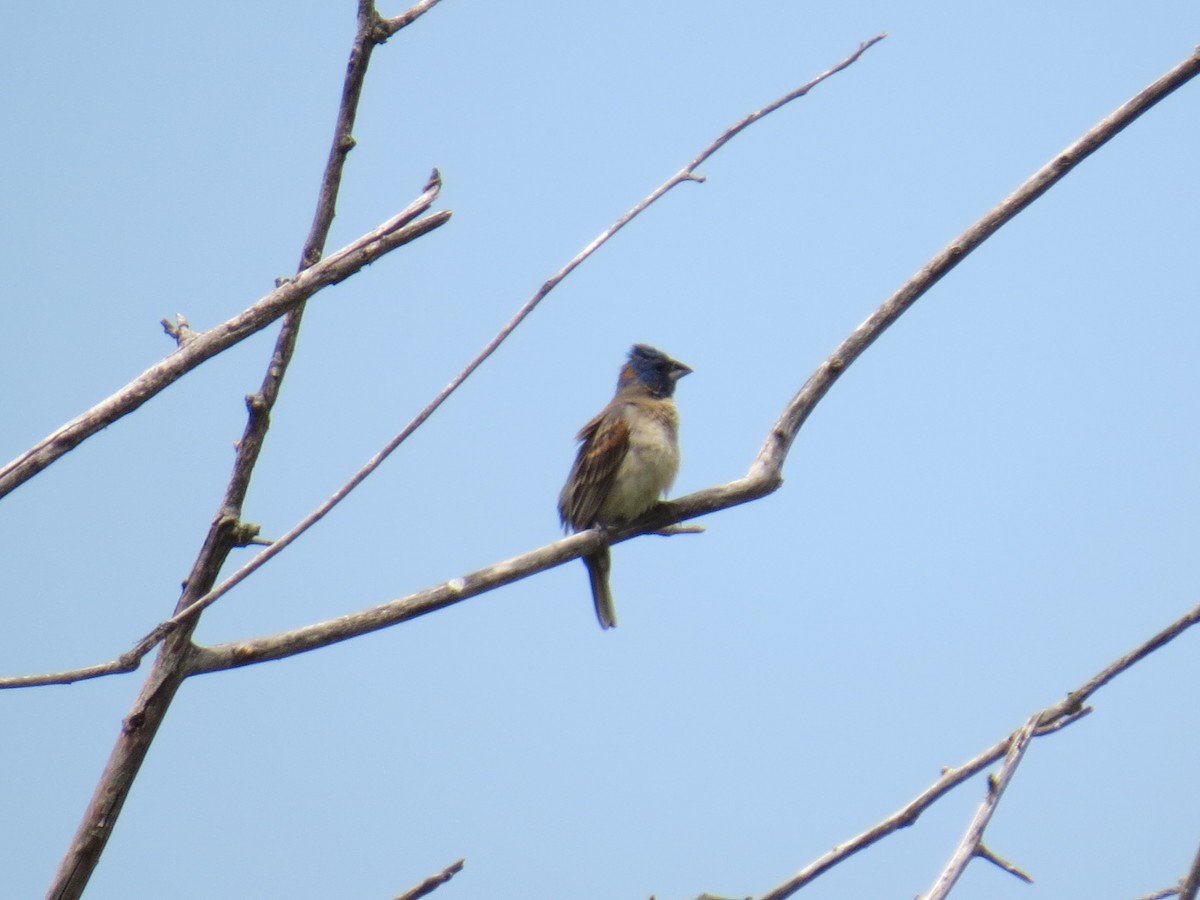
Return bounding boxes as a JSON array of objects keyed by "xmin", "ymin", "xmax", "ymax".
[{"xmin": 596, "ymin": 402, "xmax": 680, "ymax": 523}]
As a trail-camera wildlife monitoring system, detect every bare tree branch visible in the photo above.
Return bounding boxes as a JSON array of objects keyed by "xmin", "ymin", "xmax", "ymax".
[
  {"xmin": 301, "ymin": 0, "xmax": 443, "ymax": 268},
  {"xmin": 392, "ymin": 858, "xmax": 465, "ymax": 900},
  {"xmin": 1180, "ymin": 839, "xmax": 1200, "ymax": 900},
  {"xmin": 1135, "ymin": 846, "xmax": 1200, "ymax": 900},
  {"xmin": 753, "ymin": 718, "xmax": 1086, "ymax": 900},
  {"xmin": 975, "ymin": 844, "xmax": 1033, "ymax": 885},
  {"xmin": 1, "ymin": 2, "xmax": 454, "ymax": 502},
  {"xmin": 186, "ymin": 486, "xmax": 763, "ymax": 672},
  {"xmin": 924, "ymin": 717, "xmax": 1038, "ymax": 899},
  {"xmin": 383, "ymin": 0, "xmax": 446, "ymax": 36},
  {"xmin": 749, "ymin": 44, "xmax": 1200, "ymax": 484},
  {"xmin": 0, "ymin": 654, "xmax": 145, "ymax": 690},
  {"xmin": 754, "ymin": 601, "xmax": 1200, "ymax": 900},
  {"xmin": 1035, "ymin": 600, "xmax": 1200, "ymax": 728},
  {"xmin": 42, "ymin": 3, "xmax": 442, "ymax": 897},
  {"xmin": 0, "ymin": 188, "xmax": 448, "ymax": 501}
]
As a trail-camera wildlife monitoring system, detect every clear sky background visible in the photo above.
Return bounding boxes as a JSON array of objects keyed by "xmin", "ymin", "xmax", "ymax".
[{"xmin": 2, "ymin": 2, "xmax": 1198, "ymax": 898}]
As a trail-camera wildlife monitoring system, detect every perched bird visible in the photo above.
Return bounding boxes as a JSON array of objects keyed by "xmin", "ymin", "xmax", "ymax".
[{"xmin": 558, "ymin": 344, "xmax": 692, "ymax": 629}]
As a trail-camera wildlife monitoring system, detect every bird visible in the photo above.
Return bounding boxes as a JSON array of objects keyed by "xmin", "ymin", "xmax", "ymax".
[{"xmin": 558, "ymin": 344, "xmax": 692, "ymax": 629}]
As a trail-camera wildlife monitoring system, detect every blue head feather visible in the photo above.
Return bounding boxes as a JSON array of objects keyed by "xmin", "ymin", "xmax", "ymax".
[{"xmin": 624, "ymin": 344, "xmax": 692, "ymax": 398}]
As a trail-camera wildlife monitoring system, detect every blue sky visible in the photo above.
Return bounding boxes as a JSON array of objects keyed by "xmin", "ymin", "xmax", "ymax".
[{"xmin": 2, "ymin": 2, "xmax": 1198, "ymax": 898}]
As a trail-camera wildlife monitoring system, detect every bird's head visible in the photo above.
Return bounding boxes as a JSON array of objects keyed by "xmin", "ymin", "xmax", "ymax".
[{"xmin": 619, "ymin": 344, "xmax": 692, "ymax": 399}]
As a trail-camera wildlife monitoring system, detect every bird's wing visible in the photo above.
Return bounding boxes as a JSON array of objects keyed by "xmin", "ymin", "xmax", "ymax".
[{"xmin": 559, "ymin": 405, "xmax": 630, "ymax": 529}]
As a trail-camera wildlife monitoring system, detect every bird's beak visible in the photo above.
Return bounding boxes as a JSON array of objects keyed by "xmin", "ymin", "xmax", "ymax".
[{"xmin": 669, "ymin": 359, "xmax": 693, "ymax": 381}]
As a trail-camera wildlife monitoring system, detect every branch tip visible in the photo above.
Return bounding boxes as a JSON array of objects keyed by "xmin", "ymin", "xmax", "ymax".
[
  {"xmin": 392, "ymin": 857, "xmax": 465, "ymax": 900},
  {"xmin": 975, "ymin": 843, "xmax": 1034, "ymax": 884}
]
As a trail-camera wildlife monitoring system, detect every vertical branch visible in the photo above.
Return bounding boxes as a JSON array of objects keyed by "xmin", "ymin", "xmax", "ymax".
[{"xmin": 300, "ymin": 0, "xmax": 382, "ymax": 269}]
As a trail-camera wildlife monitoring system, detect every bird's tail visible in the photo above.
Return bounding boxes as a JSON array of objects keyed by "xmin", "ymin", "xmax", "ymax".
[{"xmin": 584, "ymin": 548, "xmax": 617, "ymax": 629}]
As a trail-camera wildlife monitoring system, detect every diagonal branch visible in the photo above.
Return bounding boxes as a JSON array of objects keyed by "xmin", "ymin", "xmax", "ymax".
[
  {"xmin": 382, "ymin": 0, "xmax": 446, "ymax": 36},
  {"xmin": 392, "ymin": 858, "xmax": 465, "ymax": 900},
  {"xmin": 0, "ymin": 184, "xmax": 448, "ymax": 501},
  {"xmin": 924, "ymin": 717, "xmax": 1039, "ymax": 899},
  {"xmin": 0, "ymin": 1, "xmax": 455, "ymax": 502},
  {"xmin": 185, "ymin": 483, "xmax": 767, "ymax": 673},
  {"xmin": 1138, "ymin": 843, "xmax": 1200, "ymax": 900},
  {"xmin": 1180, "ymin": 839, "xmax": 1200, "ymax": 900},
  {"xmin": 974, "ymin": 844, "xmax": 1033, "ymax": 885},
  {"xmin": 749, "ymin": 43, "xmax": 1200, "ymax": 484},
  {"xmin": 755, "ymin": 600, "xmax": 1200, "ymax": 900}
]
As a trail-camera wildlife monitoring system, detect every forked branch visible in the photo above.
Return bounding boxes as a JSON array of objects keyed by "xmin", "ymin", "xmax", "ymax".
[
  {"xmin": 923, "ymin": 717, "xmax": 1039, "ymax": 899},
  {"xmin": 755, "ymin": 601, "xmax": 1200, "ymax": 900}
]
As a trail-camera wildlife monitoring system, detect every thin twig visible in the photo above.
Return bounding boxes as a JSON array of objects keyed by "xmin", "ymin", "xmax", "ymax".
[
  {"xmin": 383, "ymin": 0, "xmax": 446, "ymax": 35},
  {"xmin": 392, "ymin": 859, "xmax": 465, "ymax": 900},
  {"xmin": 0, "ymin": 656, "xmax": 143, "ymax": 689},
  {"xmin": 975, "ymin": 844, "xmax": 1033, "ymax": 884},
  {"xmin": 684, "ymin": 36, "xmax": 885, "ymax": 173},
  {"xmin": 1134, "ymin": 891, "xmax": 1182, "ymax": 900},
  {"xmin": 924, "ymin": 717, "xmax": 1038, "ymax": 899},
  {"xmin": 1036, "ymin": 601, "xmax": 1200, "ymax": 727}
]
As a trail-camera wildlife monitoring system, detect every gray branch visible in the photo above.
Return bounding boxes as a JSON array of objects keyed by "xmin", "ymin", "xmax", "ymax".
[
  {"xmin": 923, "ymin": 717, "xmax": 1039, "ymax": 899},
  {"xmin": 0, "ymin": 178, "xmax": 448, "ymax": 501},
  {"xmin": 391, "ymin": 858, "xmax": 465, "ymax": 900},
  {"xmin": 755, "ymin": 600, "xmax": 1200, "ymax": 900}
]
